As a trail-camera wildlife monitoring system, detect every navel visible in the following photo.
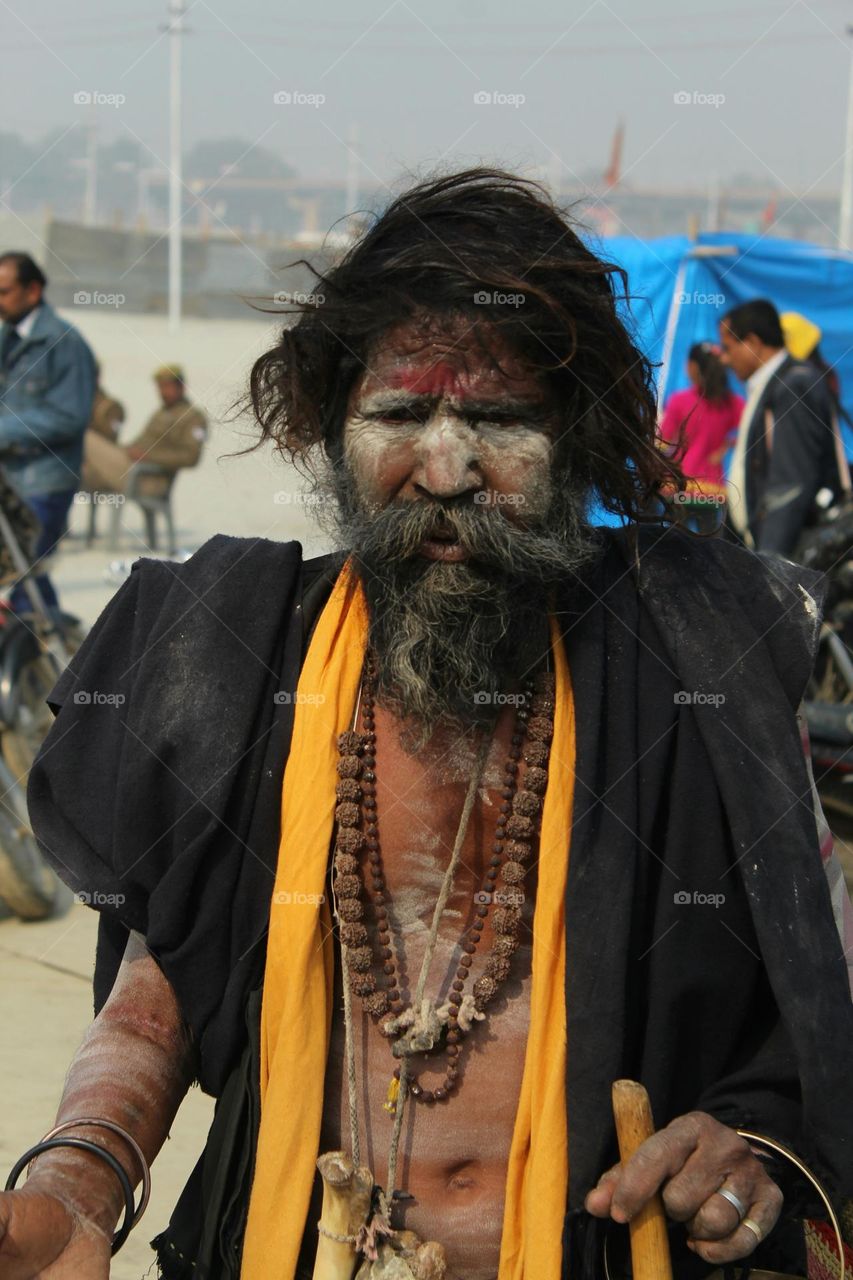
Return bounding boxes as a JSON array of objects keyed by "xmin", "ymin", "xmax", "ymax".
[{"xmin": 445, "ymin": 1159, "xmax": 483, "ymax": 1193}]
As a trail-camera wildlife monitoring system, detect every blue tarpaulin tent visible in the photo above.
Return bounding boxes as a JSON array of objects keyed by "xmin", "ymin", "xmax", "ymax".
[{"xmin": 585, "ymin": 232, "xmax": 853, "ymax": 524}]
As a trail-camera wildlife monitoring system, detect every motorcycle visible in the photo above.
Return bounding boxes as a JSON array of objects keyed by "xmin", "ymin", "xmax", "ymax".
[
  {"xmin": 0, "ymin": 468, "xmax": 79, "ymax": 919},
  {"xmin": 800, "ymin": 505, "xmax": 853, "ymax": 818}
]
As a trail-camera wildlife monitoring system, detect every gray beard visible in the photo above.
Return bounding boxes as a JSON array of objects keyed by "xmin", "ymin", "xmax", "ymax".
[{"xmin": 319, "ymin": 463, "xmax": 600, "ymax": 741}]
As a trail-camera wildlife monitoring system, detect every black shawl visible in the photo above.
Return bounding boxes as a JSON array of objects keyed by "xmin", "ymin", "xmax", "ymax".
[{"xmin": 27, "ymin": 525, "xmax": 853, "ymax": 1278}]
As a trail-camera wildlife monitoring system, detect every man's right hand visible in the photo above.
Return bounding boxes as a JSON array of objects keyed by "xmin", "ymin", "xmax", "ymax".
[{"xmin": 0, "ymin": 1185, "xmax": 111, "ymax": 1279}]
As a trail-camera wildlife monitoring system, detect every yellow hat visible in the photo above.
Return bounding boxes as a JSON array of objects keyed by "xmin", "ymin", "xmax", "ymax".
[
  {"xmin": 153, "ymin": 363, "xmax": 185, "ymax": 383},
  {"xmin": 781, "ymin": 312, "xmax": 822, "ymax": 361}
]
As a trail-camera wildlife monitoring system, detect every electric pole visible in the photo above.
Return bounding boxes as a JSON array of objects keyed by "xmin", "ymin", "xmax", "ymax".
[
  {"xmin": 83, "ymin": 119, "xmax": 98, "ymax": 227},
  {"xmin": 165, "ymin": 0, "xmax": 187, "ymax": 331},
  {"xmin": 346, "ymin": 123, "xmax": 359, "ymax": 217},
  {"xmin": 840, "ymin": 25, "xmax": 853, "ymax": 250}
]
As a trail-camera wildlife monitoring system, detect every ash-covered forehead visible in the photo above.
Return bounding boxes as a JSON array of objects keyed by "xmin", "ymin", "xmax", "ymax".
[{"xmin": 348, "ymin": 311, "xmax": 554, "ymax": 415}]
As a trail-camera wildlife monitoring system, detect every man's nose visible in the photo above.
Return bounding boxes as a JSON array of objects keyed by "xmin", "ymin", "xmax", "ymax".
[{"xmin": 411, "ymin": 416, "xmax": 482, "ymax": 499}]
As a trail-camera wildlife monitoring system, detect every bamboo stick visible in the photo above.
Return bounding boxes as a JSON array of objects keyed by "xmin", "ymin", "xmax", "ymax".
[{"xmin": 612, "ymin": 1080, "xmax": 674, "ymax": 1280}]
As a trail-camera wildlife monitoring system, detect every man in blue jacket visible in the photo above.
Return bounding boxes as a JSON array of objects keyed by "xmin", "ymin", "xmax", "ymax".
[{"xmin": 0, "ymin": 252, "xmax": 96, "ymax": 614}]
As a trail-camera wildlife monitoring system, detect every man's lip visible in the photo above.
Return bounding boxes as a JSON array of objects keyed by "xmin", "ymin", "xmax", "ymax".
[{"xmin": 419, "ymin": 537, "xmax": 468, "ymax": 562}]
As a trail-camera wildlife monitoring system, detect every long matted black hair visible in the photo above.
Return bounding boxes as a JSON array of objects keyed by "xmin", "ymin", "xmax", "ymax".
[{"xmin": 247, "ymin": 166, "xmax": 681, "ymax": 522}]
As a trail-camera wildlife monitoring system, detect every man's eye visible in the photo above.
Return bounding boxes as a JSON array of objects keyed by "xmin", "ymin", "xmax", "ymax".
[
  {"xmin": 473, "ymin": 415, "xmax": 525, "ymax": 429},
  {"xmin": 376, "ymin": 409, "xmax": 425, "ymax": 424}
]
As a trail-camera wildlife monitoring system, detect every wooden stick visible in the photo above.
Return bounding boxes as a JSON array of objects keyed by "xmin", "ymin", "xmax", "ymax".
[
  {"xmin": 313, "ymin": 1151, "xmax": 375, "ymax": 1280},
  {"xmin": 612, "ymin": 1080, "xmax": 674, "ymax": 1280}
]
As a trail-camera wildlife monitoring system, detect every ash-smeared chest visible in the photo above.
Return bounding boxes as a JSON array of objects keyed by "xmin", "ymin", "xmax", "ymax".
[{"xmin": 372, "ymin": 719, "xmax": 529, "ymax": 940}]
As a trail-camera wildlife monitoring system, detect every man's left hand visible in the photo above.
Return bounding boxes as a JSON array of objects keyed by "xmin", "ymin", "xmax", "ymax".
[{"xmin": 584, "ymin": 1110, "xmax": 783, "ymax": 1267}]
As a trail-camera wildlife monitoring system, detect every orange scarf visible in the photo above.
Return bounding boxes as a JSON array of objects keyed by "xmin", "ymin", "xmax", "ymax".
[{"xmin": 241, "ymin": 562, "xmax": 576, "ymax": 1279}]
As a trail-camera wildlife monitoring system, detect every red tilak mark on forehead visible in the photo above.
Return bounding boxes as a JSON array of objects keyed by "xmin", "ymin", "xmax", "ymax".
[{"xmin": 387, "ymin": 361, "xmax": 473, "ymax": 398}]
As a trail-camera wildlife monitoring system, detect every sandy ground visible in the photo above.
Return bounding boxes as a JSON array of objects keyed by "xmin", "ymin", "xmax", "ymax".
[{"xmin": 2, "ymin": 307, "xmax": 853, "ymax": 1275}]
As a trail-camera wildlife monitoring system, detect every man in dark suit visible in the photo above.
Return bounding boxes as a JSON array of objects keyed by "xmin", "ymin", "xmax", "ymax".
[{"xmin": 720, "ymin": 298, "xmax": 842, "ymax": 557}]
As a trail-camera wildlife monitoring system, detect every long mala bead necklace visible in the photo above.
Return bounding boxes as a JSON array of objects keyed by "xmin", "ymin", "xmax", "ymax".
[{"xmin": 333, "ymin": 654, "xmax": 556, "ymax": 1110}]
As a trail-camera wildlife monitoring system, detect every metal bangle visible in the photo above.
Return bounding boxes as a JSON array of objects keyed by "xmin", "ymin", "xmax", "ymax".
[
  {"xmin": 5, "ymin": 1136, "xmax": 136, "ymax": 1256},
  {"xmin": 737, "ymin": 1127, "xmax": 846, "ymax": 1280},
  {"xmin": 40, "ymin": 1118, "xmax": 150, "ymax": 1226}
]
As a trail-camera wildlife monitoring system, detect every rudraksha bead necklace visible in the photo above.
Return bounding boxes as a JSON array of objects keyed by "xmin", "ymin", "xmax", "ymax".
[{"xmin": 333, "ymin": 653, "xmax": 556, "ymax": 1107}]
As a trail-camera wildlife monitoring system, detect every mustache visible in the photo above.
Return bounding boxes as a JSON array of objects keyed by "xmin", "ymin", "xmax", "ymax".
[{"xmin": 346, "ymin": 494, "xmax": 588, "ymax": 584}]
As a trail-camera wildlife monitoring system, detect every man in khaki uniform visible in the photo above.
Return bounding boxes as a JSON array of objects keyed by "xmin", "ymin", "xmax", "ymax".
[{"xmin": 83, "ymin": 364, "xmax": 206, "ymax": 497}]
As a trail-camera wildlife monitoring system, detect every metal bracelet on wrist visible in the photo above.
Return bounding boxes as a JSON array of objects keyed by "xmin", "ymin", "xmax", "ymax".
[
  {"xmin": 5, "ymin": 1136, "xmax": 137, "ymax": 1255},
  {"xmin": 40, "ymin": 1117, "xmax": 151, "ymax": 1226}
]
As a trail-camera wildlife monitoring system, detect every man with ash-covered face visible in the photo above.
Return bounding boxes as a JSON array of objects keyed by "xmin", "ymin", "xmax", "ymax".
[{"xmin": 6, "ymin": 170, "xmax": 853, "ymax": 1280}]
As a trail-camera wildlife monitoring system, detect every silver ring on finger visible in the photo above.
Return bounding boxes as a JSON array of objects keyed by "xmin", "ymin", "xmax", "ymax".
[
  {"xmin": 741, "ymin": 1216, "xmax": 763, "ymax": 1244},
  {"xmin": 714, "ymin": 1186, "xmax": 748, "ymax": 1221}
]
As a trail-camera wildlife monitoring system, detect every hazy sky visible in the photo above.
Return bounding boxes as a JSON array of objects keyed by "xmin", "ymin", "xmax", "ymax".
[{"xmin": 4, "ymin": 0, "xmax": 852, "ymax": 210}]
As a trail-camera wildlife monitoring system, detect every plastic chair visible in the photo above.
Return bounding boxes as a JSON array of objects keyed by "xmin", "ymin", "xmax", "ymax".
[{"xmin": 104, "ymin": 463, "xmax": 177, "ymax": 555}]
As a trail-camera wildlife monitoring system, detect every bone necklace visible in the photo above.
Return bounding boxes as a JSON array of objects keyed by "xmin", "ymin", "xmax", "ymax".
[{"xmin": 313, "ymin": 657, "xmax": 556, "ymax": 1280}]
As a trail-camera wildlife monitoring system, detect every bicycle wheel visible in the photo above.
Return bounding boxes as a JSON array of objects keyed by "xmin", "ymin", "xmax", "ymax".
[{"xmin": 0, "ymin": 753, "xmax": 58, "ymax": 920}]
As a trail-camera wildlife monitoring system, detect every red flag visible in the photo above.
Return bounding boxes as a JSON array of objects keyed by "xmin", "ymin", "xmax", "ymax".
[
  {"xmin": 760, "ymin": 195, "xmax": 778, "ymax": 230},
  {"xmin": 603, "ymin": 120, "xmax": 624, "ymax": 190}
]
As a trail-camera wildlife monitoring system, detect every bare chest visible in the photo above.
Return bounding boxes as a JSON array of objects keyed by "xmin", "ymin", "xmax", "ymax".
[{"xmin": 311, "ymin": 708, "xmax": 540, "ymax": 1280}]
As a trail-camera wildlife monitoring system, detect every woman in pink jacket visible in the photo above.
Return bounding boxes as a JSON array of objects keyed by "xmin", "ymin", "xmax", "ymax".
[{"xmin": 660, "ymin": 341, "xmax": 744, "ymax": 492}]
